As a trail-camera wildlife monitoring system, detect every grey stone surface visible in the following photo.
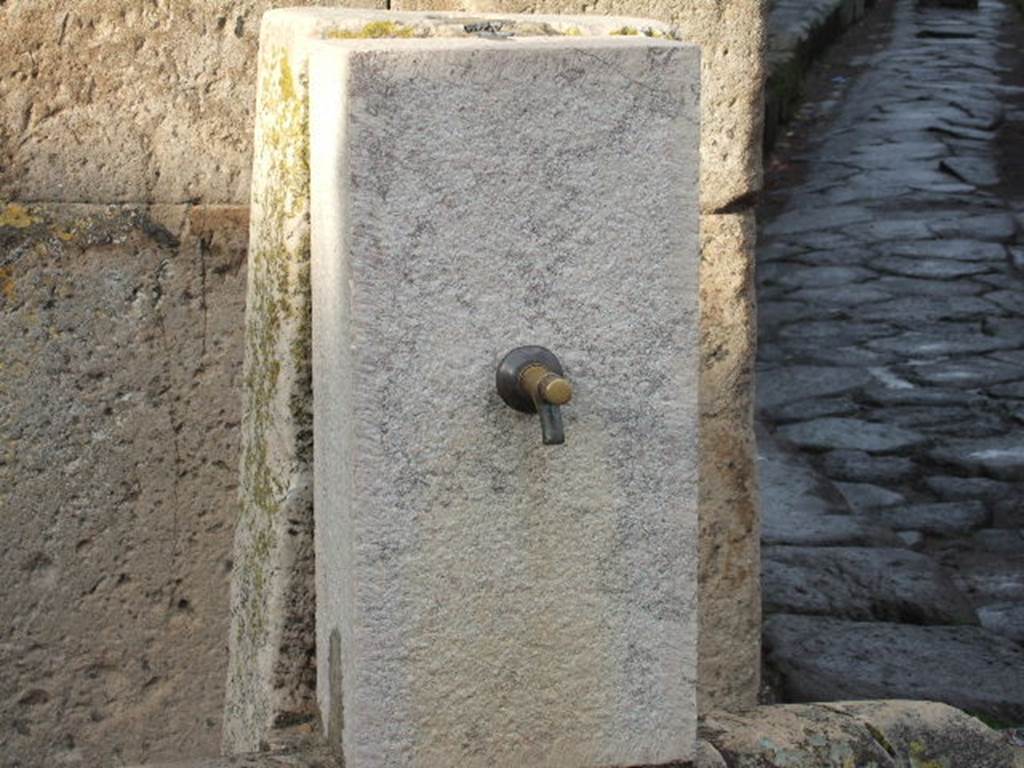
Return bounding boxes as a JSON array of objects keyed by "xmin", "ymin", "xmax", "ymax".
[
  {"xmin": 925, "ymin": 475, "xmax": 1014, "ymax": 502},
  {"xmin": 758, "ymin": 365, "xmax": 873, "ymax": 412},
  {"xmin": 764, "ymin": 614, "xmax": 1024, "ymax": 723},
  {"xmin": 882, "ymin": 238, "xmax": 1009, "ymax": 262},
  {"xmin": 309, "ymin": 31, "xmax": 700, "ymax": 766},
  {"xmin": 940, "ymin": 155, "xmax": 1000, "ymax": 186},
  {"xmin": 757, "ymin": 0, "xmax": 1024, "ymax": 719},
  {"xmin": 836, "ymin": 482, "xmax": 906, "ymax": 511},
  {"xmin": 702, "ymin": 701, "xmax": 1024, "ymax": 768},
  {"xmin": 910, "ymin": 358, "xmax": 1024, "ymax": 389},
  {"xmin": 949, "ymin": 552, "xmax": 1024, "ymax": 604},
  {"xmin": 930, "ymin": 436, "xmax": 1024, "ymax": 480},
  {"xmin": 0, "ymin": 204, "xmax": 247, "ymax": 766},
  {"xmin": 978, "ymin": 603, "xmax": 1024, "ymax": 644},
  {"xmin": 866, "ymin": 330, "xmax": 1019, "ymax": 357},
  {"xmin": 776, "ymin": 417, "xmax": 928, "ymax": 453},
  {"xmin": 821, "ymin": 450, "xmax": 916, "ymax": 484},
  {"xmin": 762, "ymin": 547, "xmax": 977, "ymax": 624},
  {"xmin": 869, "ymin": 254, "xmax": 992, "ymax": 279},
  {"xmin": 973, "ymin": 529, "xmax": 1024, "ymax": 555},
  {"xmin": 866, "ymin": 501, "xmax": 990, "ymax": 536}
]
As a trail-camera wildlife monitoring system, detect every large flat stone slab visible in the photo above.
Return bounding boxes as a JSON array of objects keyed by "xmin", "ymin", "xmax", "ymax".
[
  {"xmin": 762, "ymin": 546, "xmax": 977, "ymax": 624},
  {"xmin": 309, "ymin": 30, "xmax": 700, "ymax": 767},
  {"xmin": 764, "ymin": 614, "xmax": 1024, "ymax": 723},
  {"xmin": 776, "ymin": 417, "xmax": 929, "ymax": 453}
]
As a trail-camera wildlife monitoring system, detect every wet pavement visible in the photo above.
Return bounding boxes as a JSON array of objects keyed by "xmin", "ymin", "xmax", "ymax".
[{"xmin": 756, "ymin": 0, "xmax": 1024, "ymax": 722}]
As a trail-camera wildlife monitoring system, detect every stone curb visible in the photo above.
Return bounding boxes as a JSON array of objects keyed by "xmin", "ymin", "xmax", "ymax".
[{"xmin": 764, "ymin": 0, "xmax": 879, "ymax": 150}]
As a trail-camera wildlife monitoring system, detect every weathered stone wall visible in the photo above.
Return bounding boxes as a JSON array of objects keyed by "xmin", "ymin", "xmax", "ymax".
[
  {"xmin": 0, "ymin": 203, "xmax": 247, "ymax": 767},
  {"xmin": 1, "ymin": 0, "xmax": 764, "ymax": 765}
]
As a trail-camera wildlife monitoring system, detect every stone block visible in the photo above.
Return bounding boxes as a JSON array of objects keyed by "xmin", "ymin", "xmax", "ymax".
[
  {"xmin": 697, "ymin": 211, "xmax": 760, "ymax": 713},
  {"xmin": 308, "ymin": 30, "xmax": 700, "ymax": 767},
  {"xmin": 225, "ymin": 8, "xmax": 711, "ymax": 754}
]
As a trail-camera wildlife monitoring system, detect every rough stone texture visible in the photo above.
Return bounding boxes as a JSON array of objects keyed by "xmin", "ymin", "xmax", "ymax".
[
  {"xmin": 227, "ymin": 10, "xmax": 762, "ymax": 755},
  {"xmin": 0, "ymin": 0, "xmax": 386, "ymax": 205},
  {"xmin": 0, "ymin": 0, "xmax": 765, "ymax": 214},
  {"xmin": 762, "ymin": 546, "xmax": 977, "ymax": 624},
  {"xmin": 1, "ymin": 0, "xmax": 766, "ymax": 762},
  {"xmin": 697, "ymin": 212, "xmax": 761, "ymax": 714},
  {"xmin": 131, "ymin": 701, "xmax": 1024, "ymax": 767},
  {"xmin": 309, "ymin": 33, "xmax": 700, "ymax": 766},
  {"xmin": 0, "ymin": 204, "xmax": 247, "ymax": 767},
  {"xmin": 396, "ymin": 0, "xmax": 766, "ymax": 214},
  {"xmin": 702, "ymin": 700, "xmax": 1024, "ymax": 768},
  {"xmin": 764, "ymin": 614, "xmax": 1024, "ymax": 723}
]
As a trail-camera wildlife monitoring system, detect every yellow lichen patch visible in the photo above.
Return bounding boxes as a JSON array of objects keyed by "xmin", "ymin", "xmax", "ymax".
[
  {"xmin": 0, "ymin": 268, "xmax": 15, "ymax": 301},
  {"xmin": 53, "ymin": 228, "xmax": 75, "ymax": 242},
  {"xmin": 326, "ymin": 21, "xmax": 416, "ymax": 39},
  {"xmin": 610, "ymin": 26, "xmax": 639, "ymax": 36},
  {"xmin": 0, "ymin": 203, "xmax": 37, "ymax": 229},
  {"xmin": 563, "ymin": 26, "xmax": 583, "ymax": 36}
]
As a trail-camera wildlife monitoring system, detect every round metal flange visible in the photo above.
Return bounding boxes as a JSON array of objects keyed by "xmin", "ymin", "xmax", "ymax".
[{"xmin": 495, "ymin": 345, "xmax": 565, "ymax": 414}]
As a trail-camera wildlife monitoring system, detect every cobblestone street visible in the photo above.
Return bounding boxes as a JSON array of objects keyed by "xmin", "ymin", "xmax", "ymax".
[{"xmin": 758, "ymin": 0, "xmax": 1024, "ymax": 722}]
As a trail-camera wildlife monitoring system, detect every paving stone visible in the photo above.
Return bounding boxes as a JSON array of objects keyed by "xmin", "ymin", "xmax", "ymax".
[
  {"xmin": 924, "ymin": 475, "xmax": 1014, "ymax": 502},
  {"xmin": 763, "ymin": 615, "xmax": 1024, "ymax": 723},
  {"xmin": 794, "ymin": 247, "xmax": 879, "ymax": 267},
  {"xmin": 762, "ymin": 547, "xmax": 978, "ymax": 624},
  {"xmin": 762, "ymin": 205, "xmax": 873, "ymax": 237},
  {"xmin": 993, "ymin": 499, "xmax": 1024, "ymax": 529},
  {"xmin": 985, "ymin": 290, "xmax": 1024, "ymax": 314},
  {"xmin": 874, "ymin": 275, "xmax": 990, "ymax": 296},
  {"xmin": 780, "ymin": 346, "xmax": 900, "ymax": 368},
  {"xmin": 940, "ymin": 156, "xmax": 1000, "ymax": 186},
  {"xmin": 983, "ymin": 319, "xmax": 1024, "ymax": 342},
  {"xmin": 930, "ymin": 435, "xmax": 1024, "ymax": 480},
  {"xmin": 866, "ymin": 501, "xmax": 990, "ymax": 536},
  {"xmin": 896, "ymin": 530, "xmax": 926, "ymax": 550},
  {"xmin": 881, "ymin": 238, "xmax": 1008, "ymax": 262},
  {"xmin": 785, "ymin": 284, "xmax": 894, "ymax": 305},
  {"xmin": 758, "ymin": 365, "xmax": 873, "ymax": 411},
  {"xmin": 990, "ymin": 381, "xmax": 1024, "ymax": 399},
  {"xmin": 929, "ymin": 211, "xmax": 1019, "ymax": 242},
  {"xmin": 771, "ymin": 397, "xmax": 860, "ymax": 423},
  {"xmin": 868, "ymin": 255, "xmax": 993, "ymax": 279},
  {"xmin": 849, "ymin": 140, "xmax": 947, "ymax": 162},
  {"xmin": 778, "ymin": 320, "xmax": 899, "ymax": 344},
  {"xmin": 777, "ymin": 417, "xmax": 929, "ymax": 453},
  {"xmin": 773, "ymin": 265, "xmax": 879, "ymax": 290},
  {"xmin": 1009, "ymin": 245, "xmax": 1024, "ymax": 274},
  {"xmin": 858, "ymin": 295, "xmax": 999, "ymax": 325},
  {"xmin": 847, "ymin": 217, "xmax": 938, "ymax": 243},
  {"xmin": 948, "ymin": 552, "xmax": 1024, "ymax": 603},
  {"xmin": 861, "ymin": 384, "xmax": 987, "ymax": 406},
  {"xmin": 866, "ymin": 330, "xmax": 1019, "ymax": 357},
  {"xmin": 973, "ymin": 529, "xmax": 1024, "ymax": 555},
  {"xmin": 978, "ymin": 603, "xmax": 1024, "ymax": 643},
  {"xmin": 822, "ymin": 450, "xmax": 917, "ymax": 484},
  {"xmin": 759, "ymin": 300, "xmax": 840, "ymax": 326},
  {"xmin": 880, "ymin": 405, "xmax": 1002, "ymax": 435},
  {"xmin": 762, "ymin": 507, "xmax": 902, "ymax": 547},
  {"xmin": 836, "ymin": 482, "xmax": 907, "ymax": 510},
  {"xmin": 929, "ymin": 123, "xmax": 999, "ymax": 142},
  {"xmin": 910, "ymin": 358, "xmax": 1024, "ymax": 388}
]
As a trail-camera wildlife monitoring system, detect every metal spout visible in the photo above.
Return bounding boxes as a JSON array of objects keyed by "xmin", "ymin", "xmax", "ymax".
[{"xmin": 496, "ymin": 346, "xmax": 573, "ymax": 446}]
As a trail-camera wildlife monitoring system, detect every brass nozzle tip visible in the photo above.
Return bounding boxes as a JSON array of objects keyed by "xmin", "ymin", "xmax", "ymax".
[{"xmin": 540, "ymin": 374, "xmax": 573, "ymax": 405}]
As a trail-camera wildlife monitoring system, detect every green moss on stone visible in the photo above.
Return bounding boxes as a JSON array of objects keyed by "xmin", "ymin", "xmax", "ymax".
[
  {"xmin": 327, "ymin": 20, "xmax": 416, "ymax": 39},
  {"xmin": 610, "ymin": 26, "xmax": 639, "ymax": 35}
]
